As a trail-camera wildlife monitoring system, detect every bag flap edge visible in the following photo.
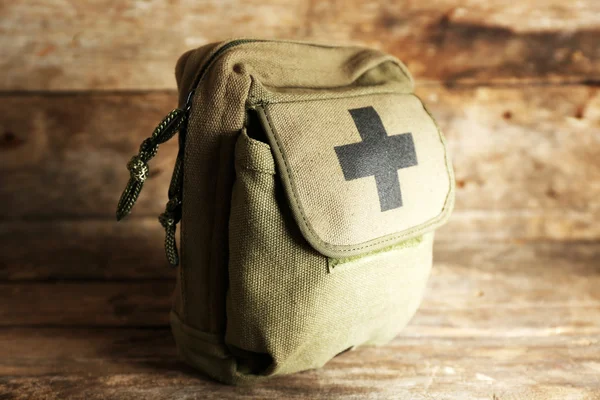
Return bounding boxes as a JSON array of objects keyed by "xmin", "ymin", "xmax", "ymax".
[{"xmin": 256, "ymin": 96, "xmax": 455, "ymax": 259}]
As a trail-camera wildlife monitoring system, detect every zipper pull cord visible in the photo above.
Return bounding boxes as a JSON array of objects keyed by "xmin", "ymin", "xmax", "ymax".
[
  {"xmin": 116, "ymin": 108, "xmax": 186, "ymax": 221},
  {"xmin": 159, "ymin": 152, "xmax": 183, "ymax": 266},
  {"xmin": 158, "ymin": 90, "xmax": 195, "ymax": 267}
]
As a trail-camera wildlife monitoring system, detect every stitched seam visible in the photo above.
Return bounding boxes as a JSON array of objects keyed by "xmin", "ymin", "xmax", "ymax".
[
  {"xmin": 180, "ymin": 208, "xmax": 186, "ymax": 319},
  {"xmin": 263, "ymin": 87, "xmax": 408, "ymax": 105},
  {"xmin": 255, "ymin": 56, "xmax": 412, "ymax": 106},
  {"xmin": 262, "ymin": 92, "xmax": 454, "ymax": 254},
  {"xmin": 260, "ymin": 54, "xmax": 408, "ymax": 91},
  {"xmin": 205, "ymin": 71, "xmax": 235, "ymax": 333},
  {"xmin": 180, "ymin": 129, "xmax": 188, "ymax": 320}
]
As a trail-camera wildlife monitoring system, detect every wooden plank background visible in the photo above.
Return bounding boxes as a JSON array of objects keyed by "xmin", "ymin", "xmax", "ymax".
[
  {"xmin": 0, "ymin": 0, "xmax": 599, "ymax": 399},
  {"xmin": 2, "ymin": 1, "xmax": 600, "ymax": 89}
]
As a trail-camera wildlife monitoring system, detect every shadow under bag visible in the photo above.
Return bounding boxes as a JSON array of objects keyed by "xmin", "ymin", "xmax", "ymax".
[{"xmin": 116, "ymin": 39, "xmax": 455, "ymax": 384}]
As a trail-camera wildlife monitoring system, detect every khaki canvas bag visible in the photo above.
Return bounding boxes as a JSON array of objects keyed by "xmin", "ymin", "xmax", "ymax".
[{"xmin": 116, "ymin": 39, "xmax": 455, "ymax": 385}]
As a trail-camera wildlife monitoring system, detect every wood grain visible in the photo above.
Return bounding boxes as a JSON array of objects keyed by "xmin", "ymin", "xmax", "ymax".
[
  {"xmin": 1, "ymin": 329, "xmax": 599, "ymax": 399},
  {"xmin": 2, "ymin": 219, "xmax": 599, "ymax": 281},
  {"xmin": 1, "ymin": 0, "xmax": 599, "ymax": 90},
  {"xmin": 2, "ymin": 2, "xmax": 598, "ymax": 398},
  {"xmin": 311, "ymin": 1, "xmax": 600, "ymax": 85},
  {"xmin": 1, "ymin": 241, "xmax": 598, "ymax": 335},
  {"xmin": 420, "ymin": 84, "xmax": 600, "ymax": 214},
  {"xmin": 417, "ymin": 240, "xmax": 600, "ymax": 337},
  {"xmin": 2, "ymin": 217, "xmax": 599, "ymax": 283},
  {"xmin": 439, "ymin": 210, "xmax": 600, "ymax": 242},
  {"xmin": 0, "ymin": 281, "xmax": 173, "ymax": 327},
  {"xmin": 1, "ymin": 85, "xmax": 598, "ymax": 227},
  {"xmin": 0, "ymin": 93, "xmax": 177, "ymax": 219},
  {"xmin": 0, "ymin": 220, "xmax": 172, "ymax": 280}
]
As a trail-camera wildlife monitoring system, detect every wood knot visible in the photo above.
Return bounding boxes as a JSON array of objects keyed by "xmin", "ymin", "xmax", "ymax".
[{"xmin": 0, "ymin": 131, "xmax": 25, "ymax": 150}]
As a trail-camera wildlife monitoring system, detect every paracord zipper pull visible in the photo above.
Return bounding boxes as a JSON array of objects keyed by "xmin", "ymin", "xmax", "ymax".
[
  {"xmin": 159, "ymin": 155, "xmax": 183, "ymax": 267},
  {"xmin": 116, "ymin": 108, "xmax": 186, "ymax": 221},
  {"xmin": 155, "ymin": 90, "xmax": 195, "ymax": 266}
]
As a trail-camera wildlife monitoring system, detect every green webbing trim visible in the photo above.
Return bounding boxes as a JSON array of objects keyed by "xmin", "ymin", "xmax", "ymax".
[{"xmin": 328, "ymin": 236, "xmax": 423, "ymax": 272}]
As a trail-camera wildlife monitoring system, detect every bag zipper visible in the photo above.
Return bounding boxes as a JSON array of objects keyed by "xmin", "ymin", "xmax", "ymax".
[
  {"xmin": 115, "ymin": 39, "xmax": 264, "ymax": 266},
  {"xmin": 117, "ymin": 39, "xmax": 340, "ymax": 265}
]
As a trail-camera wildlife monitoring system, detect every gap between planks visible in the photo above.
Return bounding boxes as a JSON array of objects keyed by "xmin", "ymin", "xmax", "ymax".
[
  {"xmin": 0, "ymin": 77, "xmax": 598, "ymax": 98},
  {"xmin": 2, "ymin": 85, "xmax": 599, "ymax": 221},
  {"xmin": 0, "ymin": 240, "xmax": 598, "ymax": 335}
]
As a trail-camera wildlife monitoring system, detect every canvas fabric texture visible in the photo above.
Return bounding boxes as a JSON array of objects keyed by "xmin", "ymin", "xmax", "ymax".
[
  {"xmin": 169, "ymin": 39, "xmax": 455, "ymax": 385},
  {"xmin": 259, "ymin": 94, "xmax": 453, "ymax": 257}
]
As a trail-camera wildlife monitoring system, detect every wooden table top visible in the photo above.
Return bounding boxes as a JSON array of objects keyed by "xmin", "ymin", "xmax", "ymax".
[
  {"xmin": 1, "ymin": 1, "xmax": 599, "ymax": 398},
  {"xmin": 2, "ymin": 240, "xmax": 599, "ymax": 399}
]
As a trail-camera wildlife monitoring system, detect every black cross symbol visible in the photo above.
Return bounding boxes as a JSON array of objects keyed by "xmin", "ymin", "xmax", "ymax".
[{"xmin": 334, "ymin": 106, "xmax": 418, "ymax": 211}]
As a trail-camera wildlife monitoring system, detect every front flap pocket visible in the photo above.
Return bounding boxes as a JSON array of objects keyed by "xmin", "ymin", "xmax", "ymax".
[{"xmin": 256, "ymin": 92, "xmax": 454, "ymax": 258}]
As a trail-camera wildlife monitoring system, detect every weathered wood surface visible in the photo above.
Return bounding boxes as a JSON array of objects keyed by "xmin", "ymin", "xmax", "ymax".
[
  {"xmin": 1, "ymin": 0, "xmax": 599, "ymax": 90},
  {"xmin": 1, "ymin": 239, "xmax": 599, "ymax": 397},
  {"xmin": 3, "ymin": 219, "xmax": 600, "ymax": 282},
  {"xmin": 2, "ymin": 86, "xmax": 598, "ymax": 236},
  {"xmin": 424, "ymin": 84, "xmax": 600, "ymax": 213},
  {"xmin": 439, "ymin": 210, "xmax": 600, "ymax": 242},
  {"xmin": 1, "ymin": 241, "xmax": 598, "ymax": 337},
  {"xmin": 2, "ymin": 2, "xmax": 599, "ymax": 398},
  {"xmin": 0, "ymin": 218, "xmax": 600, "ymax": 283},
  {"xmin": 0, "ymin": 93, "xmax": 178, "ymax": 219},
  {"xmin": 0, "ymin": 220, "xmax": 172, "ymax": 280},
  {"xmin": 2, "ymin": 212, "xmax": 599, "ymax": 283},
  {"xmin": 0, "ymin": 281, "xmax": 174, "ymax": 327},
  {"xmin": 1, "ymin": 329, "xmax": 599, "ymax": 400}
]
